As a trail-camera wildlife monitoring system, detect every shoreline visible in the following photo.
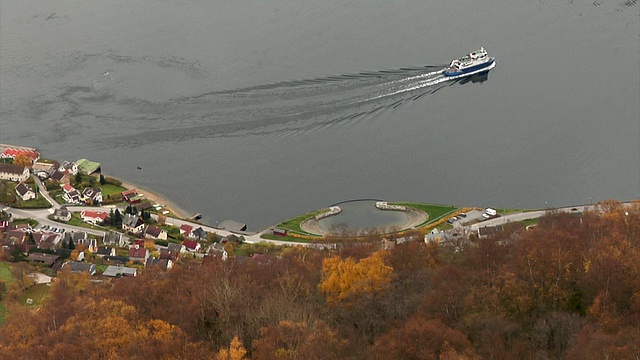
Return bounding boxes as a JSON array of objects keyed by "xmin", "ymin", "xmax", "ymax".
[{"xmin": 113, "ymin": 177, "xmax": 193, "ymax": 220}]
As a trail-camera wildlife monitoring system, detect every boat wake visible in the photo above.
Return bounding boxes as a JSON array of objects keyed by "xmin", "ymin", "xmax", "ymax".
[{"xmin": 104, "ymin": 63, "xmax": 493, "ymax": 146}]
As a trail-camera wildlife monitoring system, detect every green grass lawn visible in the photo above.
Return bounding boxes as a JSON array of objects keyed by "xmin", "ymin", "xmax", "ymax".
[
  {"xmin": 0, "ymin": 262, "xmax": 15, "ymax": 283},
  {"xmin": 260, "ymin": 233, "xmax": 315, "ymax": 243},
  {"xmin": 273, "ymin": 209, "xmax": 328, "ymax": 235},
  {"xmin": 101, "ymin": 183, "xmax": 127, "ymax": 197},
  {"xmin": 18, "ymin": 283, "xmax": 51, "ymax": 307},
  {"xmin": 0, "ymin": 262, "xmax": 15, "ymax": 326},
  {"xmin": 65, "ymin": 213, "xmax": 106, "ymax": 232},
  {"xmin": 391, "ymin": 202, "xmax": 459, "ymax": 225},
  {"xmin": 14, "ymin": 193, "xmax": 52, "ymax": 209},
  {"xmin": 11, "ymin": 218, "xmax": 39, "ymax": 228}
]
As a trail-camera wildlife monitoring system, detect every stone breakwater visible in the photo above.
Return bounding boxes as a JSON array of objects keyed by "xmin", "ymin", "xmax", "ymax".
[
  {"xmin": 375, "ymin": 202, "xmax": 407, "ymax": 211},
  {"xmin": 315, "ymin": 206, "xmax": 343, "ymax": 220}
]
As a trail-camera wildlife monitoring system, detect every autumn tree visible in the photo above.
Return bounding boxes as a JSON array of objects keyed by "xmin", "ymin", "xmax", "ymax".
[
  {"xmin": 215, "ymin": 336, "xmax": 247, "ymax": 360},
  {"xmin": 13, "ymin": 153, "xmax": 33, "ymax": 167},
  {"xmin": 318, "ymin": 250, "xmax": 393, "ymax": 304},
  {"xmin": 252, "ymin": 321, "xmax": 347, "ymax": 360},
  {"xmin": 371, "ymin": 316, "xmax": 476, "ymax": 360}
]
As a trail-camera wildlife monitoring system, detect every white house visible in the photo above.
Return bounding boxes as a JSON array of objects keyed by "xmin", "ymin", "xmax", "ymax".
[
  {"xmin": 59, "ymin": 161, "xmax": 78, "ymax": 175},
  {"xmin": 0, "ymin": 163, "xmax": 30, "ymax": 182},
  {"xmin": 80, "ymin": 210, "xmax": 109, "ymax": 225},
  {"xmin": 61, "ymin": 184, "xmax": 82, "ymax": 204},
  {"xmin": 15, "ymin": 183, "xmax": 36, "ymax": 201}
]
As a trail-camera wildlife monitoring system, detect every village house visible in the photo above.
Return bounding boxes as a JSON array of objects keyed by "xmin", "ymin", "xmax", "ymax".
[
  {"xmin": 145, "ymin": 258, "xmax": 172, "ymax": 271},
  {"xmin": 102, "ymin": 265, "xmax": 137, "ymax": 277},
  {"xmin": 50, "ymin": 170, "xmax": 71, "ymax": 184},
  {"xmin": 96, "ymin": 246, "xmax": 116, "ymax": 258},
  {"xmin": 477, "ymin": 225, "xmax": 505, "ymax": 239},
  {"xmin": 121, "ymin": 189, "xmax": 139, "ymax": 203},
  {"xmin": 133, "ymin": 202, "xmax": 153, "ymax": 214},
  {"xmin": 26, "ymin": 253, "xmax": 60, "ymax": 267},
  {"xmin": 33, "ymin": 232, "xmax": 62, "ymax": 251},
  {"xmin": 62, "ymin": 184, "xmax": 82, "ymax": 204},
  {"xmin": 167, "ymin": 242, "xmax": 186, "ymax": 253},
  {"xmin": 82, "ymin": 187, "xmax": 103, "ymax": 205},
  {"xmin": 0, "ymin": 148, "xmax": 40, "ymax": 164},
  {"xmin": 144, "ymin": 225, "xmax": 167, "ymax": 241},
  {"xmin": 76, "ymin": 159, "xmax": 101, "ymax": 175},
  {"xmin": 80, "ymin": 210, "xmax": 109, "ymax": 225},
  {"xmin": 182, "ymin": 239, "xmax": 201, "ymax": 252},
  {"xmin": 104, "ymin": 231, "xmax": 128, "ymax": 248},
  {"xmin": 85, "ymin": 238, "xmax": 98, "ymax": 253},
  {"xmin": 53, "ymin": 206, "xmax": 71, "ymax": 222},
  {"xmin": 103, "ymin": 255, "xmax": 130, "ymax": 265},
  {"xmin": 5, "ymin": 229, "xmax": 26, "ymax": 244},
  {"xmin": 58, "ymin": 161, "xmax": 78, "ymax": 175},
  {"xmin": 15, "ymin": 183, "xmax": 36, "ymax": 201},
  {"xmin": 129, "ymin": 244, "xmax": 149, "ymax": 264},
  {"xmin": 32, "ymin": 161, "xmax": 59, "ymax": 178},
  {"xmin": 0, "ymin": 163, "xmax": 30, "ymax": 182},
  {"xmin": 204, "ymin": 243, "xmax": 228, "ymax": 263},
  {"xmin": 179, "ymin": 224, "xmax": 193, "ymax": 237},
  {"xmin": 159, "ymin": 249, "xmax": 180, "ymax": 262},
  {"xmin": 191, "ymin": 227, "xmax": 208, "ymax": 241},
  {"xmin": 122, "ymin": 214, "xmax": 145, "ymax": 234},
  {"xmin": 62, "ymin": 261, "xmax": 96, "ymax": 276}
]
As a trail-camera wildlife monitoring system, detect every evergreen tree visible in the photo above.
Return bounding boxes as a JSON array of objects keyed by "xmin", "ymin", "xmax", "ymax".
[
  {"xmin": 99, "ymin": 174, "xmax": 106, "ymax": 185},
  {"xmin": 68, "ymin": 238, "xmax": 75, "ymax": 250},
  {"xmin": 114, "ymin": 209, "xmax": 123, "ymax": 227},
  {"xmin": 109, "ymin": 209, "xmax": 115, "ymax": 225}
]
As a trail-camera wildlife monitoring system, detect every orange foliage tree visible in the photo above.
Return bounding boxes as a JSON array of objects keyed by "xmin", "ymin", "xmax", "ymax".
[
  {"xmin": 13, "ymin": 153, "xmax": 33, "ymax": 167},
  {"xmin": 318, "ymin": 250, "xmax": 393, "ymax": 304}
]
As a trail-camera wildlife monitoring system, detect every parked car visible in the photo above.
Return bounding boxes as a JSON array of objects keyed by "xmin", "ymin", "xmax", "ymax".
[{"xmin": 458, "ymin": 213, "xmax": 467, "ymax": 218}]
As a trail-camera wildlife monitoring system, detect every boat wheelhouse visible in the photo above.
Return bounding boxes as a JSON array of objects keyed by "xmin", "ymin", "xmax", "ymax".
[{"xmin": 443, "ymin": 47, "xmax": 495, "ymax": 77}]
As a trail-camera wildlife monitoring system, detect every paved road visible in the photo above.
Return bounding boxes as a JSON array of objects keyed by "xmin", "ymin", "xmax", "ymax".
[
  {"xmin": 33, "ymin": 177, "xmax": 59, "ymax": 209},
  {"xmin": 5, "ymin": 207, "xmax": 107, "ymax": 238},
  {"xmin": 467, "ymin": 204, "xmax": 600, "ymax": 231}
]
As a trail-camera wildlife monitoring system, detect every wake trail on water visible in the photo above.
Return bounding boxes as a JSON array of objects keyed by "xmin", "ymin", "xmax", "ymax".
[{"xmin": 104, "ymin": 64, "xmax": 481, "ymax": 146}]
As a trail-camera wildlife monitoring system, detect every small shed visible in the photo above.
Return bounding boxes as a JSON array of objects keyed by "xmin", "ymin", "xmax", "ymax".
[{"xmin": 273, "ymin": 228, "xmax": 287, "ymax": 237}]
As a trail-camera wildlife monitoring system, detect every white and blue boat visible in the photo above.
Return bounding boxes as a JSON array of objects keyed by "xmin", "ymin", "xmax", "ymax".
[{"xmin": 443, "ymin": 47, "xmax": 495, "ymax": 77}]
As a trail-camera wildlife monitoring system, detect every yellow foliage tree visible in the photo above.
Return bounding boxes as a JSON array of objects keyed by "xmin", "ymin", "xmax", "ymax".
[
  {"xmin": 318, "ymin": 250, "xmax": 393, "ymax": 304},
  {"xmin": 13, "ymin": 153, "xmax": 33, "ymax": 167},
  {"xmin": 215, "ymin": 336, "xmax": 247, "ymax": 360}
]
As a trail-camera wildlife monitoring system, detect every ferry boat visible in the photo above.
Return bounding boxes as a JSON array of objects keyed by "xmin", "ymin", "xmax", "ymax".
[{"xmin": 443, "ymin": 47, "xmax": 495, "ymax": 77}]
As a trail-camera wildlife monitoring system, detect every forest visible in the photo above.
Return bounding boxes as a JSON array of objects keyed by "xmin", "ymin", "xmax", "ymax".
[{"xmin": 1, "ymin": 200, "xmax": 638, "ymax": 359}]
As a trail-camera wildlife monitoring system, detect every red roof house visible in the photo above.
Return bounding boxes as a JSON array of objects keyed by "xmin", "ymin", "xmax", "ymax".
[{"xmin": 182, "ymin": 239, "xmax": 201, "ymax": 252}]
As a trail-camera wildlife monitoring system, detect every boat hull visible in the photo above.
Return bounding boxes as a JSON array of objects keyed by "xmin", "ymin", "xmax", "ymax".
[{"xmin": 443, "ymin": 57, "xmax": 495, "ymax": 77}]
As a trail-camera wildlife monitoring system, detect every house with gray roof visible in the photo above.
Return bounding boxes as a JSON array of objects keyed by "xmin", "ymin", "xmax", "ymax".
[
  {"xmin": 104, "ymin": 231, "xmax": 128, "ymax": 248},
  {"xmin": 122, "ymin": 214, "xmax": 145, "ymax": 234},
  {"xmin": 15, "ymin": 183, "xmax": 36, "ymax": 201},
  {"xmin": 53, "ymin": 206, "xmax": 71, "ymax": 222},
  {"xmin": 63, "ymin": 261, "xmax": 96, "ymax": 275},
  {"xmin": 102, "ymin": 265, "xmax": 137, "ymax": 277}
]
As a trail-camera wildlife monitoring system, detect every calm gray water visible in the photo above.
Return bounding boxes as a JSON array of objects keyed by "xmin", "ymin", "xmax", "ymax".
[
  {"xmin": 317, "ymin": 201, "xmax": 409, "ymax": 233},
  {"xmin": 1, "ymin": 0, "xmax": 639, "ymax": 230}
]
